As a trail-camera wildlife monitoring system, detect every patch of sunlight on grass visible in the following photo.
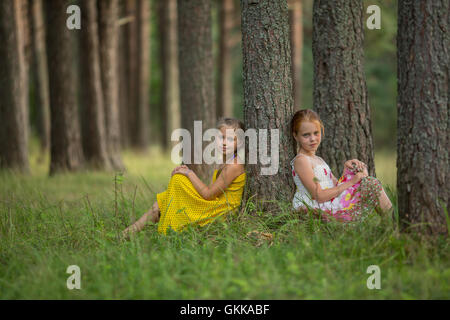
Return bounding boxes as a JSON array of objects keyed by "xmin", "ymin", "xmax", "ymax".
[
  {"xmin": 28, "ymin": 135, "xmax": 50, "ymax": 176},
  {"xmin": 375, "ymin": 150, "xmax": 396, "ymax": 189},
  {"xmin": 122, "ymin": 144, "xmax": 175, "ymax": 177}
]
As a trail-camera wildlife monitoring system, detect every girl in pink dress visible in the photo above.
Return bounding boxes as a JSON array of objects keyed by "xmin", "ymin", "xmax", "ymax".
[{"xmin": 290, "ymin": 109, "xmax": 392, "ymax": 221}]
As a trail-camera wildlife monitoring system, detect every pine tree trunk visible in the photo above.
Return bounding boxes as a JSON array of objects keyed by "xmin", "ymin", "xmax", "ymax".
[
  {"xmin": 312, "ymin": 0, "xmax": 375, "ymax": 177},
  {"xmin": 79, "ymin": 0, "xmax": 111, "ymax": 170},
  {"xmin": 289, "ymin": 0, "xmax": 303, "ymax": 110},
  {"xmin": 29, "ymin": 0, "xmax": 50, "ymax": 152},
  {"xmin": 124, "ymin": 0, "xmax": 138, "ymax": 148},
  {"xmin": 20, "ymin": 0, "xmax": 31, "ymax": 76},
  {"xmin": 241, "ymin": 0, "xmax": 296, "ymax": 211},
  {"xmin": 118, "ymin": 0, "xmax": 131, "ymax": 149},
  {"xmin": 134, "ymin": 0, "xmax": 150, "ymax": 149},
  {"xmin": 158, "ymin": 0, "xmax": 180, "ymax": 151},
  {"xmin": 98, "ymin": 0, "xmax": 124, "ymax": 170},
  {"xmin": 45, "ymin": 0, "xmax": 84, "ymax": 174},
  {"xmin": 218, "ymin": 0, "xmax": 234, "ymax": 118},
  {"xmin": 397, "ymin": 0, "xmax": 449, "ymax": 235},
  {"xmin": 178, "ymin": 0, "xmax": 216, "ymax": 181},
  {"xmin": 0, "ymin": 0, "xmax": 29, "ymax": 172}
]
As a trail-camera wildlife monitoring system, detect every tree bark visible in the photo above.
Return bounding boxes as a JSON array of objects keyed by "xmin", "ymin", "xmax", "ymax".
[
  {"xmin": 217, "ymin": 0, "xmax": 235, "ymax": 118},
  {"xmin": 45, "ymin": 0, "xmax": 84, "ymax": 174},
  {"xmin": 397, "ymin": 0, "xmax": 449, "ymax": 235},
  {"xmin": 0, "ymin": 0, "xmax": 29, "ymax": 172},
  {"xmin": 98, "ymin": 0, "xmax": 125, "ymax": 170},
  {"xmin": 289, "ymin": 0, "xmax": 303, "ymax": 111},
  {"xmin": 20, "ymin": 0, "xmax": 31, "ymax": 75},
  {"xmin": 118, "ymin": 0, "xmax": 131, "ymax": 149},
  {"xmin": 134, "ymin": 0, "xmax": 151, "ymax": 149},
  {"xmin": 29, "ymin": 0, "xmax": 50, "ymax": 152},
  {"xmin": 122, "ymin": 0, "xmax": 138, "ymax": 149},
  {"xmin": 178, "ymin": 0, "xmax": 216, "ymax": 181},
  {"xmin": 158, "ymin": 0, "xmax": 180, "ymax": 151},
  {"xmin": 79, "ymin": 0, "xmax": 111, "ymax": 170},
  {"xmin": 312, "ymin": 0, "xmax": 376, "ymax": 177},
  {"xmin": 241, "ymin": 0, "xmax": 296, "ymax": 212}
]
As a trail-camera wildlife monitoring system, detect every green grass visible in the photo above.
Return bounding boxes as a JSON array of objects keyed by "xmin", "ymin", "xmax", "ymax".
[{"xmin": 0, "ymin": 145, "xmax": 449, "ymax": 299}]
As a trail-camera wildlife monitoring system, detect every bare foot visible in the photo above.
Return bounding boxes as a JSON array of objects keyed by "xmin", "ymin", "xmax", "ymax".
[{"xmin": 121, "ymin": 203, "xmax": 160, "ymax": 240}]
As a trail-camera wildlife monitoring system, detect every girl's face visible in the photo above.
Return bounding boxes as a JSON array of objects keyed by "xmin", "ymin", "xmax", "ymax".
[
  {"xmin": 217, "ymin": 126, "xmax": 237, "ymax": 157},
  {"xmin": 293, "ymin": 120, "xmax": 321, "ymax": 153}
]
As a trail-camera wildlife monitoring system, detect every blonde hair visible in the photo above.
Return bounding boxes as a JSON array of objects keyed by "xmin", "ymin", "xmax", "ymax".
[
  {"xmin": 216, "ymin": 117, "xmax": 245, "ymax": 159},
  {"xmin": 216, "ymin": 117, "xmax": 245, "ymax": 131}
]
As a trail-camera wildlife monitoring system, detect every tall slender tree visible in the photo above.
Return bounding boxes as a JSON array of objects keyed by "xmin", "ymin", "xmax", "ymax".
[
  {"xmin": 29, "ymin": 0, "xmax": 50, "ymax": 152},
  {"xmin": 0, "ymin": 0, "xmax": 29, "ymax": 172},
  {"xmin": 118, "ymin": 0, "xmax": 132, "ymax": 148},
  {"xmin": 118, "ymin": 0, "xmax": 150, "ymax": 150},
  {"xmin": 134, "ymin": 0, "xmax": 151, "ymax": 149},
  {"xmin": 178, "ymin": 0, "xmax": 216, "ymax": 181},
  {"xmin": 288, "ymin": 0, "xmax": 303, "ymax": 110},
  {"xmin": 241, "ymin": 0, "xmax": 295, "ymax": 211},
  {"xmin": 45, "ymin": 0, "xmax": 84, "ymax": 174},
  {"xmin": 397, "ymin": 0, "xmax": 449, "ymax": 235},
  {"xmin": 20, "ymin": 0, "xmax": 31, "ymax": 76},
  {"xmin": 158, "ymin": 0, "xmax": 180, "ymax": 151},
  {"xmin": 312, "ymin": 0, "xmax": 376, "ymax": 177},
  {"xmin": 121, "ymin": 0, "xmax": 138, "ymax": 149},
  {"xmin": 79, "ymin": 0, "xmax": 111, "ymax": 170},
  {"xmin": 99, "ymin": 0, "xmax": 124, "ymax": 170}
]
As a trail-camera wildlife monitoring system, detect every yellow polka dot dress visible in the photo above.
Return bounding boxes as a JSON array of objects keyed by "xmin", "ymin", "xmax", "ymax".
[{"xmin": 156, "ymin": 170, "xmax": 246, "ymax": 234}]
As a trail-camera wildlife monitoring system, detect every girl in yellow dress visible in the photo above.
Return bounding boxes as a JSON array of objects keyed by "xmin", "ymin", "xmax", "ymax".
[{"xmin": 122, "ymin": 118, "xmax": 246, "ymax": 236}]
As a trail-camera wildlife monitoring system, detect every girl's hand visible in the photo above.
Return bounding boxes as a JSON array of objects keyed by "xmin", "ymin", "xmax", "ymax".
[
  {"xmin": 350, "ymin": 171, "xmax": 367, "ymax": 185},
  {"xmin": 345, "ymin": 159, "xmax": 367, "ymax": 172},
  {"xmin": 171, "ymin": 166, "xmax": 180, "ymax": 176},
  {"xmin": 172, "ymin": 165, "xmax": 192, "ymax": 177},
  {"xmin": 171, "ymin": 165, "xmax": 185, "ymax": 176}
]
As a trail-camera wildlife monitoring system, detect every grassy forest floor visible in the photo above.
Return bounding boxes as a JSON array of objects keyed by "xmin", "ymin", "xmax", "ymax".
[{"xmin": 0, "ymin": 141, "xmax": 448, "ymax": 299}]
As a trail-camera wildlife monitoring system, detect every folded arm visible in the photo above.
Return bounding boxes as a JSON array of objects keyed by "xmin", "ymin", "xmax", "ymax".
[
  {"xmin": 294, "ymin": 156, "xmax": 359, "ymax": 203},
  {"xmin": 173, "ymin": 164, "xmax": 244, "ymax": 201}
]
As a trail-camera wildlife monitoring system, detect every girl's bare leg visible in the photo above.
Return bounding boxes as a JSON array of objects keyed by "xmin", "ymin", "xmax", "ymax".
[{"xmin": 122, "ymin": 201, "xmax": 160, "ymax": 237}]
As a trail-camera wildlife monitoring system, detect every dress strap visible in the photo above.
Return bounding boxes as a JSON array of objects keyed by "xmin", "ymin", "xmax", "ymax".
[{"xmin": 290, "ymin": 153, "xmax": 311, "ymax": 166}]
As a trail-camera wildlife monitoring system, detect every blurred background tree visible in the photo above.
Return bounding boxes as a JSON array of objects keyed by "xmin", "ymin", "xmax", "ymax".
[{"xmin": 4, "ymin": 0, "xmax": 399, "ymax": 173}]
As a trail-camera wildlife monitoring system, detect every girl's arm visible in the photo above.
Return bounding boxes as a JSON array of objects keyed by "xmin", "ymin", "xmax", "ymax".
[
  {"xmin": 294, "ymin": 156, "xmax": 365, "ymax": 203},
  {"xmin": 174, "ymin": 164, "xmax": 244, "ymax": 200}
]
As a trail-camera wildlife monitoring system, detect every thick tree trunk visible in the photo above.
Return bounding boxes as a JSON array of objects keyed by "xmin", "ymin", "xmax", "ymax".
[
  {"xmin": 178, "ymin": 0, "xmax": 216, "ymax": 181},
  {"xmin": 397, "ymin": 0, "xmax": 449, "ymax": 235},
  {"xmin": 158, "ymin": 0, "xmax": 180, "ymax": 151},
  {"xmin": 289, "ymin": 0, "xmax": 303, "ymax": 110},
  {"xmin": 312, "ymin": 0, "xmax": 376, "ymax": 178},
  {"xmin": 29, "ymin": 0, "xmax": 50, "ymax": 152},
  {"xmin": 217, "ymin": 0, "xmax": 234, "ymax": 118},
  {"xmin": 134, "ymin": 0, "xmax": 150, "ymax": 149},
  {"xmin": 79, "ymin": 0, "xmax": 111, "ymax": 170},
  {"xmin": 98, "ymin": 0, "xmax": 124, "ymax": 170},
  {"xmin": 241, "ymin": 0, "xmax": 296, "ymax": 211},
  {"xmin": 0, "ymin": 0, "xmax": 29, "ymax": 172},
  {"xmin": 45, "ymin": 0, "xmax": 84, "ymax": 174}
]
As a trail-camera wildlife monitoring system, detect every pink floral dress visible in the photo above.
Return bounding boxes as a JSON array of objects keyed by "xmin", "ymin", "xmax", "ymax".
[{"xmin": 291, "ymin": 153, "xmax": 382, "ymax": 221}]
